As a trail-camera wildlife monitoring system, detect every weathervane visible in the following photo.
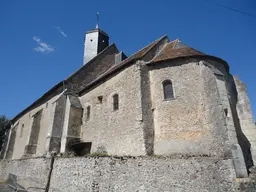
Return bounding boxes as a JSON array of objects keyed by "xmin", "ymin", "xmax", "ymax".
[{"xmin": 96, "ymin": 12, "xmax": 99, "ymax": 29}]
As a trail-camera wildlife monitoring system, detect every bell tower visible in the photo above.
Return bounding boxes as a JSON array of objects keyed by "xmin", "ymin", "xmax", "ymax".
[{"xmin": 83, "ymin": 13, "xmax": 109, "ymax": 65}]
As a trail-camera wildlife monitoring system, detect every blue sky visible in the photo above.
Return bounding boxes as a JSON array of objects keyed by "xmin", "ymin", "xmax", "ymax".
[{"xmin": 0, "ymin": 0, "xmax": 255, "ymax": 119}]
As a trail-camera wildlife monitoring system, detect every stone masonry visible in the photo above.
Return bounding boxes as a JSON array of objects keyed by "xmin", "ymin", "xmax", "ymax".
[
  {"xmin": 0, "ymin": 156, "xmax": 238, "ymax": 192},
  {"xmin": 1, "ymin": 27, "xmax": 255, "ymax": 191}
]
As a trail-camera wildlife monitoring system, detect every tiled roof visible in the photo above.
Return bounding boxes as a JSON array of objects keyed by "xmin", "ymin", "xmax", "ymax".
[
  {"xmin": 12, "ymin": 34, "xmax": 229, "ymax": 122},
  {"xmin": 12, "ymin": 44, "xmax": 118, "ymax": 122},
  {"xmin": 78, "ymin": 35, "xmax": 169, "ymax": 95},
  {"xmin": 149, "ymin": 39, "xmax": 228, "ymax": 71},
  {"xmin": 119, "ymin": 35, "xmax": 168, "ymax": 65},
  {"xmin": 151, "ymin": 40, "xmax": 205, "ymax": 63},
  {"xmin": 67, "ymin": 43, "xmax": 119, "ymax": 92}
]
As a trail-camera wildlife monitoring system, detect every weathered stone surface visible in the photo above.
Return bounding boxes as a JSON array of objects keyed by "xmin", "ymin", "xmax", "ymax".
[
  {"xmin": 79, "ymin": 64, "xmax": 146, "ymax": 156},
  {"xmin": 28, "ymin": 110, "xmax": 42, "ymax": 150},
  {"xmin": 5, "ymin": 37, "xmax": 255, "ymax": 192},
  {"xmin": 234, "ymin": 76, "xmax": 256, "ymax": 165},
  {"xmin": 3, "ymin": 156, "xmax": 256, "ymax": 191},
  {"xmin": 149, "ymin": 59, "xmax": 229, "ymax": 157},
  {"xmin": 24, "ymin": 144, "xmax": 37, "ymax": 155},
  {"xmin": 5, "ymin": 125, "xmax": 18, "ymax": 160},
  {"xmin": 9, "ymin": 91, "xmax": 64, "ymax": 160},
  {"xmin": 60, "ymin": 95, "xmax": 83, "ymax": 154},
  {"xmin": 47, "ymin": 94, "xmax": 67, "ymax": 154},
  {"xmin": 49, "ymin": 156, "xmax": 236, "ymax": 192},
  {"xmin": 140, "ymin": 63, "xmax": 155, "ymax": 155},
  {"xmin": 232, "ymin": 144, "xmax": 249, "ymax": 178},
  {"xmin": 0, "ymin": 158, "xmax": 51, "ymax": 190}
]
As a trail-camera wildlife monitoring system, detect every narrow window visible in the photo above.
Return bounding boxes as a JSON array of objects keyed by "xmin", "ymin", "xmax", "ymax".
[
  {"xmin": 163, "ymin": 80, "xmax": 174, "ymax": 100},
  {"xmin": 86, "ymin": 106, "xmax": 91, "ymax": 120},
  {"xmin": 113, "ymin": 94, "xmax": 119, "ymax": 111},
  {"xmin": 20, "ymin": 123, "xmax": 24, "ymax": 138},
  {"xmin": 97, "ymin": 96, "xmax": 103, "ymax": 104},
  {"xmin": 224, "ymin": 108, "xmax": 229, "ymax": 118}
]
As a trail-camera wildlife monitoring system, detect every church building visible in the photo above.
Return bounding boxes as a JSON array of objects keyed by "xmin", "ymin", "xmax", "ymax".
[{"xmin": 1, "ymin": 25, "xmax": 256, "ymax": 177}]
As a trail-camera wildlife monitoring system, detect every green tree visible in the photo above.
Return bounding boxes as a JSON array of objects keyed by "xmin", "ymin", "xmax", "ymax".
[{"xmin": 0, "ymin": 115, "xmax": 11, "ymax": 151}]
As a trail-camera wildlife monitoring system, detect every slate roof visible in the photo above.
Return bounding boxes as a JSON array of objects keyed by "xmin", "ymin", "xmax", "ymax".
[
  {"xmin": 12, "ymin": 43, "xmax": 118, "ymax": 122},
  {"xmin": 78, "ymin": 35, "xmax": 169, "ymax": 95}
]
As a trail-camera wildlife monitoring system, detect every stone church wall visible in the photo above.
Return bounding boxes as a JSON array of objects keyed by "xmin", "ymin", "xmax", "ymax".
[
  {"xmin": 8, "ymin": 91, "xmax": 64, "ymax": 160},
  {"xmin": 149, "ymin": 59, "xmax": 228, "ymax": 156},
  {"xmin": 139, "ymin": 63, "xmax": 155, "ymax": 155},
  {"xmin": 79, "ymin": 64, "xmax": 146, "ymax": 156},
  {"xmin": 5, "ymin": 124, "xmax": 18, "ymax": 159},
  {"xmin": 233, "ymin": 76, "xmax": 256, "ymax": 164}
]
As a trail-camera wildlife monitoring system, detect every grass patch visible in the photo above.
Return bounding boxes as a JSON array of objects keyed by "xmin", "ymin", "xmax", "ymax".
[
  {"xmin": 86, "ymin": 153, "xmax": 110, "ymax": 157},
  {"xmin": 0, "ymin": 180, "xmax": 8, "ymax": 184}
]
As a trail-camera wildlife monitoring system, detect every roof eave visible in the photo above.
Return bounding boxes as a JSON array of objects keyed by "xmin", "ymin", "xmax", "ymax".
[
  {"xmin": 11, "ymin": 44, "xmax": 118, "ymax": 123},
  {"xmin": 78, "ymin": 58, "xmax": 137, "ymax": 96},
  {"xmin": 147, "ymin": 55, "xmax": 230, "ymax": 72},
  {"xmin": 11, "ymin": 81, "xmax": 65, "ymax": 123}
]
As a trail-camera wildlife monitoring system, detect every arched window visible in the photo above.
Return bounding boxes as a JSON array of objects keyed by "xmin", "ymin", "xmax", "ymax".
[
  {"xmin": 113, "ymin": 94, "xmax": 119, "ymax": 111},
  {"xmin": 163, "ymin": 80, "xmax": 174, "ymax": 100}
]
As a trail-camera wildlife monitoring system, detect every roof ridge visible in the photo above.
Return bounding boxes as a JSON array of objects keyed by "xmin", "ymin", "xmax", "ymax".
[
  {"xmin": 66, "ymin": 43, "xmax": 117, "ymax": 80},
  {"xmin": 149, "ymin": 41, "xmax": 169, "ymax": 62},
  {"xmin": 79, "ymin": 35, "xmax": 169, "ymax": 95},
  {"xmin": 149, "ymin": 39, "xmax": 179, "ymax": 63},
  {"xmin": 119, "ymin": 35, "xmax": 168, "ymax": 65},
  {"xmin": 11, "ymin": 43, "xmax": 118, "ymax": 122},
  {"xmin": 140, "ymin": 35, "xmax": 168, "ymax": 58},
  {"xmin": 172, "ymin": 39, "xmax": 180, "ymax": 49}
]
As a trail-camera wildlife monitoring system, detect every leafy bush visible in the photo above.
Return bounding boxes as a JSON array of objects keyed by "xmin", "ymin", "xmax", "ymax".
[{"xmin": 0, "ymin": 115, "xmax": 11, "ymax": 152}]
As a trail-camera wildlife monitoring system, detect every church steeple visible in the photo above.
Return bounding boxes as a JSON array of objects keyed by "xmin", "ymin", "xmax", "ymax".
[{"xmin": 83, "ymin": 13, "xmax": 109, "ymax": 65}]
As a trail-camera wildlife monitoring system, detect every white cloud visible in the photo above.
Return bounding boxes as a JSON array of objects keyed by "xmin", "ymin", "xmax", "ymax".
[
  {"xmin": 33, "ymin": 36, "xmax": 55, "ymax": 53},
  {"xmin": 55, "ymin": 26, "xmax": 68, "ymax": 38}
]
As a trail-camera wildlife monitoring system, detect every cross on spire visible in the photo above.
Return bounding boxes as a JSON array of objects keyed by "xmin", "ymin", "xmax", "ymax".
[{"xmin": 96, "ymin": 12, "xmax": 99, "ymax": 29}]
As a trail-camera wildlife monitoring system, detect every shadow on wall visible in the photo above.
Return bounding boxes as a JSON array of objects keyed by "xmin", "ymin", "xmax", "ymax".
[
  {"xmin": 229, "ymin": 76, "xmax": 253, "ymax": 170},
  {"xmin": 66, "ymin": 138, "xmax": 92, "ymax": 156}
]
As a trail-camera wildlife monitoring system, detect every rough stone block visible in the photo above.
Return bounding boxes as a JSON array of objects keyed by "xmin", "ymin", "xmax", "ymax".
[
  {"xmin": 0, "ymin": 158, "xmax": 51, "ymax": 190},
  {"xmin": 231, "ymin": 144, "xmax": 249, "ymax": 178},
  {"xmin": 24, "ymin": 145, "xmax": 37, "ymax": 155},
  {"xmin": 49, "ymin": 156, "xmax": 236, "ymax": 192}
]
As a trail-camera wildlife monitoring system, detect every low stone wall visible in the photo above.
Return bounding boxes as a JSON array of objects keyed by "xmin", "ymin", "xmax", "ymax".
[
  {"xmin": 49, "ymin": 156, "xmax": 236, "ymax": 192},
  {"xmin": 0, "ymin": 158, "xmax": 51, "ymax": 191},
  {"xmin": 3, "ymin": 156, "xmax": 256, "ymax": 192}
]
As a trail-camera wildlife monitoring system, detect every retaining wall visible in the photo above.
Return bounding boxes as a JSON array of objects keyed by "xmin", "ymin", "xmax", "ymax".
[
  {"xmin": 0, "ymin": 156, "xmax": 249, "ymax": 192},
  {"xmin": 0, "ymin": 158, "xmax": 51, "ymax": 191}
]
